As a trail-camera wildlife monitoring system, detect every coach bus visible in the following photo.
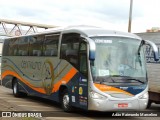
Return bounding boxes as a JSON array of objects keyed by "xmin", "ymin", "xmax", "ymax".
[{"xmin": 1, "ymin": 26, "xmax": 159, "ymax": 112}]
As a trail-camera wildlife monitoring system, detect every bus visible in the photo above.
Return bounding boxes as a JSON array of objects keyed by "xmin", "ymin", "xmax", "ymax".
[{"xmin": 1, "ymin": 26, "xmax": 159, "ymax": 112}]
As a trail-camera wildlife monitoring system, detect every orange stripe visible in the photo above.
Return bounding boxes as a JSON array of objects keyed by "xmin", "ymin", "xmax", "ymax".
[
  {"xmin": 94, "ymin": 83, "xmax": 133, "ymax": 96},
  {"xmin": 2, "ymin": 68, "xmax": 77, "ymax": 94},
  {"xmin": 2, "ymin": 70, "xmax": 46, "ymax": 94},
  {"xmin": 52, "ymin": 67, "xmax": 77, "ymax": 92}
]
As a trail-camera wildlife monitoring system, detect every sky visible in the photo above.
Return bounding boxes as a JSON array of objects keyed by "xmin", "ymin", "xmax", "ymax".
[{"xmin": 0, "ymin": 0, "xmax": 160, "ymax": 33}]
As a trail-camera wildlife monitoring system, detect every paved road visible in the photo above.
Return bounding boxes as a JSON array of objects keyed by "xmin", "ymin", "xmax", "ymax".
[{"xmin": 0, "ymin": 85, "xmax": 160, "ymax": 120}]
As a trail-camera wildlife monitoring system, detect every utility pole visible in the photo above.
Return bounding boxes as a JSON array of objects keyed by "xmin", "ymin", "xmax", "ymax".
[{"xmin": 128, "ymin": 0, "xmax": 133, "ymax": 33}]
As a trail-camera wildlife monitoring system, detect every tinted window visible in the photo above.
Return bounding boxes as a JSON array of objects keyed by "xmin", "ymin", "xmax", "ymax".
[
  {"xmin": 9, "ymin": 38, "xmax": 19, "ymax": 56},
  {"xmin": 43, "ymin": 34, "xmax": 59, "ymax": 56},
  {"xmin": 61, "ymin": 33, "xmax": 80, "ymax": 68},
  {"xmin": 79, "ymin": 42, "xmax": 88, "ymax": 76},
  {"xmin": 18, "ymin": 37, "xmax": 29, "ymax": 56},
  {"xmin": 3, "ymin": 40, "xmax": 9, "ymax": 56},
  {"xmin": 29, "ymin": 35, "xmax": 44, "ymax": 56}
]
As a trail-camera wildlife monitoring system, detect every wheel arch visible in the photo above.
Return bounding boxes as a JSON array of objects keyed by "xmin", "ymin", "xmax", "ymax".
[{"xmin": 59, "ymin": 85, "xmax": 68, "ymax": 101}]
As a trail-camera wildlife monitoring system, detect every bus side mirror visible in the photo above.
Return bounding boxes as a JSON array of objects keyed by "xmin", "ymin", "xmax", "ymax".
[{"xmin": 144, "ymin": 40, "xmax": 159, "ymax": 61}]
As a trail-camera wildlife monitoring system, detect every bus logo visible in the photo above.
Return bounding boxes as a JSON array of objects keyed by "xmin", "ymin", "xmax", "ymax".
[{"xmin": 79, "ymin": 87, "xmax": 83, "ymax": 95}]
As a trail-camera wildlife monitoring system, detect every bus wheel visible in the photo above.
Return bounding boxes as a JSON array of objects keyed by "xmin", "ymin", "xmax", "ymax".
[
  {"xmin": 13, "ymin": 79, "xmax": 22, "ymax": 97},
  {"xmin": 61, "ymin": 89, "xmax": 72, "ymax": 112}
]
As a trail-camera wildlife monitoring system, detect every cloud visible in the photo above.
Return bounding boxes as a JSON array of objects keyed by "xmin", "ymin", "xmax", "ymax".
[{"xmin": 0, "ymin": 0, "xmax": 160, "ymax": 32}]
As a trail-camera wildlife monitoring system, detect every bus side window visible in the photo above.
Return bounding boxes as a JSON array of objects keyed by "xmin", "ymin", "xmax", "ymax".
[
  {"xmin": 43, "ymin": 34, "xmax": 59, "ymax": 56},
  {"xmin": 2, "ymin": 39, "xmax": 10, "ymax": 56},
  {"xmin": 18, "ymin": 37, "xmax": 29, "ymax": 56},
  {"xmin": 9, "ymin": 38, "xmax": 19, "ymax": 56},
  {"xmin": 29, "ymin": 35, "xmax": 44, "ymax": 56},
  {"xmin": 60, "ymin": 33, "xmax": 80, "ymax": 68},
  {"xmin": 79, "ymin": 42, "xmax": 88, "ymax": 76}
]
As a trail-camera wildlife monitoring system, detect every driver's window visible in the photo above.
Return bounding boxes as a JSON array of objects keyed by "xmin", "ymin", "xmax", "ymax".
[{"xmin": 79, "ymin": 42, "xmax": 88, "ymax": 76}]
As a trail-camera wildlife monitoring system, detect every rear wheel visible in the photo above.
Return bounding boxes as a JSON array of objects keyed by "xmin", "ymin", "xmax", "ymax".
[
  {"xmin": 13, "ymin": 79, "xmax": 26, "ymax": 97},
  {"xmin": 61, "ymin": 89, "xmax": 73, "ymax": 112}
]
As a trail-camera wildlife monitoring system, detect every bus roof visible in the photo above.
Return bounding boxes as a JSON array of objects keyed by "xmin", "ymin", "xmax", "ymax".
[
  {"xmin": 45, "ymin": 25, "xmax": 142, "ymax": 40},
  {"xmin": 4, "ymin": 25, "xmax": 142, "ymax": 40}
]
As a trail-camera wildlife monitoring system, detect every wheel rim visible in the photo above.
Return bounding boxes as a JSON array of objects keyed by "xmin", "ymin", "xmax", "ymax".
[
  {"xmin": 13, "ymin": 82, "xmax": 17, "ymax": 94},
  {"xmin": 63, "ymin": 94, "xmax": 69, "ymax": 109}
]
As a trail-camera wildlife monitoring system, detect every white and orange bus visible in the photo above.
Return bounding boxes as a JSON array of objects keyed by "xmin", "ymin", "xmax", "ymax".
[{"xmin": 1, "ymin": 26, "xmax": 159, "ymax": 112}]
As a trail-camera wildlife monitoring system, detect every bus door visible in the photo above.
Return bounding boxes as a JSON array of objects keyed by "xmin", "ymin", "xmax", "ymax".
[
  {"xmin": 60, "ymin": 33, "xmax": 88, "ymax": 109},
  {"xmin": 77, "ymin": 41, "xmax": 88, "ymax": 109}
]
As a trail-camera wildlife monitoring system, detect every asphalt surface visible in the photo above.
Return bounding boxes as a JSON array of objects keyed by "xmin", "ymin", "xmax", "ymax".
[{"xmin": 0, "ymin": 85, "xmax": 160, "ymax": 120}]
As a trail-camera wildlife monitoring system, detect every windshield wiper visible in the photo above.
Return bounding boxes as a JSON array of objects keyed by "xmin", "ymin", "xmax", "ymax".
[
  {"xmin": 125, "ymin": 78, "xmax": 145, "ymax": 84},
  {"xmin": 101, "ymin": 75, "xmax": 127, "ymax": 83},
  {"xmin": 109, "ymin": 75, "xmax": 122, "ymax": 77},
  {"xmin": 94, "ymin": 75, "xmax": 145, "ymax": 84},
  {"xmin": 100, "ymin": 76, "xmax": 116, "ymax": 84},
  {"xmin": 109, "ymin": 75, "xmax": 145, "ymax": 84}
]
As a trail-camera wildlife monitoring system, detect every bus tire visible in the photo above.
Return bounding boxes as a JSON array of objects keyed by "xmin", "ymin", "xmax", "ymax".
[
  {"xmin": 12, "ymin": 79, "xmax": 23, "ymax": 97},
  {"xmin": 61, "ymin": 89, "xmax": 73, "ymax": 112}
]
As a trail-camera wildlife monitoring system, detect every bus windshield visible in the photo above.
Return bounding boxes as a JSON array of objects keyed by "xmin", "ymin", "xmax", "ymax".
[{"xmin": 91, "ymin": 36, "xmax": 147, "ymax": 85}]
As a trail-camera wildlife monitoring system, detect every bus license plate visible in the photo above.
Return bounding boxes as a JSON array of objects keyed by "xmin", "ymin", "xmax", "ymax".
[{"xmin": 118, "ymin": 103, "xmax": 128, "ymax": 108}]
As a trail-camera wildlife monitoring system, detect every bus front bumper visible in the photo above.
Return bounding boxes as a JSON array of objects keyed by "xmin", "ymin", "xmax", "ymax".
[{"xmin": 88, "ymin": 98, "xmax": 148, "ymax": 111}]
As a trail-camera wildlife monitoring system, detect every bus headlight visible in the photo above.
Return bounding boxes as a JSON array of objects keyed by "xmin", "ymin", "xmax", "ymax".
[
  {"xmin": 90, "ymin": 91, "xmax": 107, "ymax": 100},
  {"xmin": 139, "ymin": 92, "xmax": 148, "ymax": 99}
]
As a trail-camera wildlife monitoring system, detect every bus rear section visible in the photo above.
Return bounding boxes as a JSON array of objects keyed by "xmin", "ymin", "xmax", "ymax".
[{"xmin": 1, "ymin": 26, "xmax": 159, "ymax": 112}]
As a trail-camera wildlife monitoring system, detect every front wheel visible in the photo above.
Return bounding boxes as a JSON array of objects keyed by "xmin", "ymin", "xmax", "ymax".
[{"xmin": 61, "ymin": 89, "xmax": 73, "ymax": 112}]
